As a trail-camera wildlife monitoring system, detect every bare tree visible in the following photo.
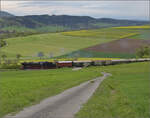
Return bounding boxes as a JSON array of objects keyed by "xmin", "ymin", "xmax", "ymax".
[
  {"xmin": 1, "ymin": 54, "xmax": 7, "ymax": 61},
  {"xmin": 16, "ymin": 54, "xmax": 22, "ymax": 60},
  {"xmin": 37, "ymin": 52, "xmax": 44, "ymax": 59},
  {"xmin": 49, "ymin": 52, "xmax": 53, "ymax": 58}
]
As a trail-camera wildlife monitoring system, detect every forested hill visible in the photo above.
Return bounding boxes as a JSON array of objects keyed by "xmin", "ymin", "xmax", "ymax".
[{"xmin": 0, "ymin": 11, "xmax": 149, "ymax": 30}]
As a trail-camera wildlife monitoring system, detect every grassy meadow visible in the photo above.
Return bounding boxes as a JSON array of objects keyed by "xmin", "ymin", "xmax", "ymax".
[
  {"xmin": 0, "ymin": 62, "xmax": 149, "ymax": 118},
  {"xmin": 62, "ymin": 28, "xmax": 137, "ymax": 39},
  {"xmin": 76, "ymin": 62, "xmax": 150, "ymax": 118},
  {"xmin": 0, "ymin": 32, "xmax": 116, "ymax": 59},
  {"xmin": 0, "ymin": 67, "xmax": 101, "ymax": 117},
  {"xmin": 129, "ymin": 30, "xmax": 150, "ymax": 40},
  {"xmin": 114, "ymin": 25, "xmax": 150, "ymax": 40},
  {"xmin": 1, "ymin": 26, "xmax": 150, "ymax": 59},
  {"xmin": 57, "ymin": 50, "xmax": 136, "ymax": 59},
  {"xmin": 114, "ymin": 25, "xmax": 150, "ymax": 29}
]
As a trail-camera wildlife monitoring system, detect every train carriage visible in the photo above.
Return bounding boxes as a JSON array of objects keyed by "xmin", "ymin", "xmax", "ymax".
[{"xmin": 56, "ymin": 61, "xmax": 73, "ymax": 68}]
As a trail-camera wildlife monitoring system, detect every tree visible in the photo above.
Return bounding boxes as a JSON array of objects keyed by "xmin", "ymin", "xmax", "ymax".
[
  {"xmin": 16, "ymin": 54, "xmax": 22, "ymax": 60},
  {"xmin": 1, "ymin": 54, "xmax": 7, "ymax": 61},
  {"xmin": 0, "ymin": 39, "xmax": 6, "ymax": 48},
  {"xmin": 49, "ymin": 52, "xmax": 53, "ymax": 58},
  {"xmin": 1, "ymin": 54, "xmax": 7, "ymax": 64},
  {"xmin": 37, "ymin": 52, "xmax": 44, "ymax": 59},
  {"xmin": 136, "ymin": 46, "xmax": 150, "ymax": 58}
]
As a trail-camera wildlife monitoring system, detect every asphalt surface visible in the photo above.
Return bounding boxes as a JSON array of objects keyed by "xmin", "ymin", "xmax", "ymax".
[{"xmin": 4, "ymin": 72, "xmax": 110, "ymax": 118}]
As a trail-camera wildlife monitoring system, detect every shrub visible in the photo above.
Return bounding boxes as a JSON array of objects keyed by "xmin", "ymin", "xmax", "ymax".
[
  {"xmin": 0, "ymin": 63, "xmax": 21, "ymax": 69},
  {"xmin": 136, "ymin": 45, "xmax": 150, "ymax": 58}
]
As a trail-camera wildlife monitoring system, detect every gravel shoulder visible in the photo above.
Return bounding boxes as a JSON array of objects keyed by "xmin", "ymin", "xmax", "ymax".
[{"xmin": 4, "ymin": 72, "xmax": 110, "ymax": 118}]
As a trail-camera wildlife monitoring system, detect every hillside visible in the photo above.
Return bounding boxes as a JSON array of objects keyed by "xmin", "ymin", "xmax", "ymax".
[
  {"xmin": 1, "ymin": 26, "xmax": 150, "ymax": 59},
  {"xmin": 0, "ymin": 11, "xmax": 149, "ymax": 34},
  {"xmin": 57, "ymin": 26, "xmax": 150, "ymax": 58},
  {"xmin": 0, "ymin": 11, "xmax": 14, "ymax": 17}
]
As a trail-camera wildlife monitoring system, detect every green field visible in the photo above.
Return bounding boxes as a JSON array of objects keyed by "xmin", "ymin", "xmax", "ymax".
[
  {"xmin": 57, "ymin": 50, "xmax": 136, "ymax": 59},
  {"xmin": 0, "ymin": 28, "xmax": 125, "ymax": 59},
  {"xmin": 0, "ymin": 67, "xmax": 101, "ymax": 117},
  {"xmin": 76, "ymin": 62, "xmax": 150, "ymax": 118},
  {"xmin": 62, "ymin": 28, "xmax": 138, "ymax": 39},
  {"xmin": 128, "ymin": 29, "xmax": 150, "ymax": 40},
  {"xmin": 1, "ymin": 27, "xmax": 150, "ymax": 59},
  {"xmin": 0, "ymin": 62, "xmax": 149, "ymax": 118},
  {"xmin": 114, "ymin": 25, "xmax": 150, "ymax": 40},
  {"xmin": 0, "ymin": 32, "xmax": 115, "ymax": 59}
]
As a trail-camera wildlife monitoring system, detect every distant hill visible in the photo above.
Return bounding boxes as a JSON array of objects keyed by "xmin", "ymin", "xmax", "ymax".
[
  {"xmin": 0, "ymin": 11, "xmax": 149, "ymax": 35},
  {"xmin": 0, "ymin": 11, "xmax": 14, "ymax": 17}
]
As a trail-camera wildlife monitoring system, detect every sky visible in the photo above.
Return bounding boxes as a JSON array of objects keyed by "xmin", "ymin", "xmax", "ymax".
[{"xmin": 1, "ymin": 0, "xmax": 149, "ymax": 21}]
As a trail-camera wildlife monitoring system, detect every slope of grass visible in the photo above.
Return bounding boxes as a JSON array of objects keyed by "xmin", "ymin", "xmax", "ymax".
[
  {"xmin": 1, "ymin": 30, "xmax": 119, "ymax": 58},
  {"xmin": 57, "ymin": 50, "xmax": 136, "ymax": 59},
  {"xmin": 1, "ymin": 26, "xmax": 36, "ymax": 32},
  {"xmin": 62, "ymin": 28, "xmax": 137, "ymax": 39},
  {"xmin": 0, "ymin": 67, "xmax": 101, "ymax": 117},
  {"xmin": 76, "ymin": 62, "xmax": 150, "ymax": 118},
  {"xmin": 114, "ymin": 25, "xmax": 150, "ymax": 29},
  {"xmin": 1, "ymin": 26, "xmax": 70, "ymax": 33},
  {"xmin": 128, "ymin": 29, "xmax": 150, "ymax": 40},
  {"xmin": 114, "ymin": 25, "xmax": 150, "ymax": 40},
  {"xmin": 1, "ymin": 27, "xmax": 149, "ymax": 59},
  {"xmin": 35, "ymin": 26, "xmax": 71, "ymax": 32}
]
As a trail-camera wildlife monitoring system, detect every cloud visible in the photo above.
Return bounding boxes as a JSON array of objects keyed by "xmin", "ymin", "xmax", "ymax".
[{"xmin": 2, "ymin": 1, "xmax": 149, "ymax": 20}]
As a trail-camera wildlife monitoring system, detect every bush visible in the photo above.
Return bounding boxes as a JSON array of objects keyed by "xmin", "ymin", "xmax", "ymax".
[
  {"xmin": 0, "ymin": 63, "xmax": 21, "ymax": 69},
  {"xmin": 0, "ymin": 39, "xmax": 7, "ymax": 47},
  {"xmin": 136, "ymin": 45, "xmax": 150, "ymax": 58}
]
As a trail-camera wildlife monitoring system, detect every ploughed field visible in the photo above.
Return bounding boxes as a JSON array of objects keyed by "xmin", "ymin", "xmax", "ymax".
[
  {"xmin": 84, "ymin": 38, "xmax": 150, "ymax": 53},
  {"xmin": 1, "ymin": 26, "xmax": 150, "ymax": 59},
  {"xmin": 58, "ymin": 26, "xmax": 150, "ymax": 58}
]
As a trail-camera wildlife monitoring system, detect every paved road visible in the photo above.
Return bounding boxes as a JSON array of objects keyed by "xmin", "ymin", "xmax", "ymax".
[{"xmin": 4, "ymin": 72, "xmax": 110, "ymax": 118}]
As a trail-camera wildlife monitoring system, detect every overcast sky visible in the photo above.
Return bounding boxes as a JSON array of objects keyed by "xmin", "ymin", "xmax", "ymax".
[{"xmin": 1, "ymin": 1, "xmax": 149, "ymax": 21}]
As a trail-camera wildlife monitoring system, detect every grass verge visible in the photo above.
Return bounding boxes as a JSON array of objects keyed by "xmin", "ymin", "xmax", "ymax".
[{"xmin": 76, "ymin": 62, "xmax": 150, "ymax": 118}]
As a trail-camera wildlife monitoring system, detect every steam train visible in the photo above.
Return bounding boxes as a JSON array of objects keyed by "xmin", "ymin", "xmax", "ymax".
[{"xmin": 21, "ymin": 58, "xmax": 150, "ymax": 70}]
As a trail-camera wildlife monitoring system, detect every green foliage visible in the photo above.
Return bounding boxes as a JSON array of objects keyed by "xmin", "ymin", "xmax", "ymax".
[
  {"xmin": 0, "ymin": 58, "xmax": 21, "ymax": 69},
  {"xmin": 36, "ymin": 26, "xmax": 71, "ymax": 32},
  {"xmin": 76, "ymin": 62, "xmax": 150, "ymax": 118},
  {"xmin": 16, "ymin": 54, "xmax": 22, "ymax": 60},
  {"xmin": 0, "ymin": 39, "xmax": 6, "ymax": 47},
  {"xmin": 1, "ymin": 54, "xmax": 7, "ymax": 60},
  {"xmin": 0, "ymin": 63, "xmax": 21, "ymax": 69},
  {"xmin": 1, "ymin": 26, "xmax": 36, "ymax": 32},
  {"xmin": 0, "ymin": 31, "xmax": 38, "ymax": 40},
  {"xmin": 136, "ymin": 46, "xmax": 150, "ymax": 58}
]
